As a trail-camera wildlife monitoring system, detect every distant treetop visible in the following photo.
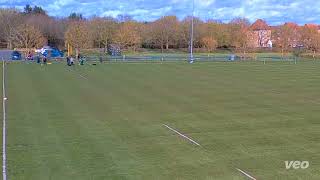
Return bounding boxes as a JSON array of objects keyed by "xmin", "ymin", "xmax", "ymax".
[
  {"xmin": 69, "ymin": 13, "xmax": 84, "ymax": 21},
  {"xmin": 23, "ymin": 4, "xmax": 47, "ymax": 15},
  {"xmin": 250, "ymin": 19, "xmax": 270, "ymax": 30},
  {"xmin": 284, "ymin": 22, "xmax": 299, "ymax": 28}
]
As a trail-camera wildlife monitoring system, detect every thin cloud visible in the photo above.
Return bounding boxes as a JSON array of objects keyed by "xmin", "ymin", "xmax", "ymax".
[{"xmin": 0, "ymin": 0, "xmax": 319, "ymax": 25}]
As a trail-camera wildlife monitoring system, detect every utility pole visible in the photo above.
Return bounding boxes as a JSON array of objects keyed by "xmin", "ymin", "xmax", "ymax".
[{"xmin": 189, "ymin": 0, "xmax": 195, "ymax": 63}]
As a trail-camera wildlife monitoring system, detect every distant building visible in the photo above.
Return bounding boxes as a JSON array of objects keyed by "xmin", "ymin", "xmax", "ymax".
[
  {"xmin": 267, "ymin": 40, "xmax": 273, "ymax": 48},
  {"xmin": 248, "ymin": 19, "xmax": 272, "ymax": 48}
]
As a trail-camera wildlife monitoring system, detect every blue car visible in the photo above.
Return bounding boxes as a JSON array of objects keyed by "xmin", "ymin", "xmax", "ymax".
[
  {"xmin": 11, "ymin": 51, "xmax": 22, "ymax": 60},
  {"xmin": 51, "ymin": 48, "xmax": 64, "ymax": 57}
]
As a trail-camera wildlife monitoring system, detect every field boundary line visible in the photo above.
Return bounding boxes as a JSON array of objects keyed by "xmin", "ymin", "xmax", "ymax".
[
  {"xmin": 67, "ymin": 68, "xmax": 88, "ymax": 80},
  {"xmin": 78, "ymin": 74, "xmax": 88, "ymax": 80},
  {"xmin": 163, "ymin": 124, "xmax": 201, "ymax": 146},
  {"xmin": 2, "ymin": 60, "xmax": 7, "ymax": 180},
  {"xmin": 236, "ymin": 168, "xmax": 256, "ymax": 180}
]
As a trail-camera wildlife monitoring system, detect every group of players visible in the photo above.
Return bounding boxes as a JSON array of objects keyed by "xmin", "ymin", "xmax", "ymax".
[
  {"xmin": 66, "ymin": 55, "xmax": 85, "ymax": 66},
  {"xmin": 34, "ymin": 54, "xmax": 101, "ymax": 66}
]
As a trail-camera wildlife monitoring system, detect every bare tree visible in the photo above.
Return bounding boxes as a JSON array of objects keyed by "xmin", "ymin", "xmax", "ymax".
[
  {"xmin": 205, "ymin": 21, "xmax": 231, "ymax": 48},
  {"xmin": 65, "ymin": 21, "xmax": 92, "ymax": 57},
  {"xmin": 5, "ymin": 8, "xmax": 318, "ymax": 55},
  {"xmin": 301, "ymin": 24, "xmax": 320, "ymax": 59},
  {"xmin": 147, "ymin": 16, "xmax": 180, "ymax": 52},
  {"xmin": 229, "ymin": 18, "xmax": 251, "ymax": 54},
  {"xmin": 274, "ymin": 23, "xmax": 299, "ymax": 57},
  {"xmin": 180, "ymin": 16, "xmax": 205, "ymax": 49},
  {"xmin": 114, "ymin": 21, "xmax": 141, "ymax": 51},
  {"xmin": 89, "ymin": 17, "xmax": 118, "ymax": 52},
  {"xmin": 201, "ymin": 36, "xmax": 217, "ymax": 52},
  {"xmin": 25, "ymin": 14, "xmax": 67, "ymax": 48},
  {"xmin": 10, "ymin": 23, "xmax": 46, "ymax": 49},
  {"xmin": 0, "ymin": 8, "xmax": 24, "ymax": 49}
]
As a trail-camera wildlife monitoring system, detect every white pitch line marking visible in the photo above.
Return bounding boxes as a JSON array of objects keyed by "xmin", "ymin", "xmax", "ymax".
[
  {"xmin": 68, "ymin": 68, "xmax": 88, "ymax": 80},
  {"xmin": 236, "ymin": 168, "xmax": 256, "ymax": 180},
  {"xmin": 2, "ymin": 61, "xmax": 7, "ymax": 180},
  {"xmin": 163, "ymin": 124, "xmax": 201, "ymax": 146},
  {"xmin": 78, "ymin": 74, "xmax": 88, "ymax": 80}
]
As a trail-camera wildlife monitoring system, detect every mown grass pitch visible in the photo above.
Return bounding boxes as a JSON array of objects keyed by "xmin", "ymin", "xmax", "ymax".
[{"xmin": 3, "ymin": 61, "xmax": 320, "ymax": 179}]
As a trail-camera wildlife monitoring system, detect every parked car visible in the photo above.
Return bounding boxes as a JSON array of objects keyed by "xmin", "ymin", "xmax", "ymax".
[
  {"xmin": 39, "ymin": 46, "xmax": 64, "ymax": 58},
  {"xmin": 51, "ymin": 47, "xmax": 64, "ymax": 58},
  {"xmin": 11, "ymin": 51, "xmax": 22, "ymax": 60},
  {"xmin": 26, "ymin": 52, "xmax": 34, "ymax": 60}
]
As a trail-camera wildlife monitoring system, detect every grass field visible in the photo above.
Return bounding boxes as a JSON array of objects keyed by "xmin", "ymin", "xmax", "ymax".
[{"xmin": 3, "ymin": 61, "xmax": 320, "ymax": 179}]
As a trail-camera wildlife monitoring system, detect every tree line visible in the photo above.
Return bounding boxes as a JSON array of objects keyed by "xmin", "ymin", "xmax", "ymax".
[{"xmin": 1, "ymin": 5, "xmax": 320, "ymax": 55}]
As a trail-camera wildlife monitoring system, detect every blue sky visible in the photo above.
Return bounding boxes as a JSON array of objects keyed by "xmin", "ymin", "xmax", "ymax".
[{"xmin": 0, "ymin": 0, "xmax": 319, "ymax": 25}]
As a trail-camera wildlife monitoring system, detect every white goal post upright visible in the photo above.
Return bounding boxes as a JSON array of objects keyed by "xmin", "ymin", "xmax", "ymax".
[
  {"xmin": 189, "ymin": 0, "xmax": 195, "ymax": 64},
  {"xmin": 2, "ymin": 58, "xmax": 7, "ymax": 180}
]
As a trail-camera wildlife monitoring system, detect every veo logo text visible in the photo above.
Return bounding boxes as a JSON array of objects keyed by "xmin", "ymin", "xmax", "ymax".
[{"xmin": 285, "ymin": 161, "xmax": 309, "ymax": 169}]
